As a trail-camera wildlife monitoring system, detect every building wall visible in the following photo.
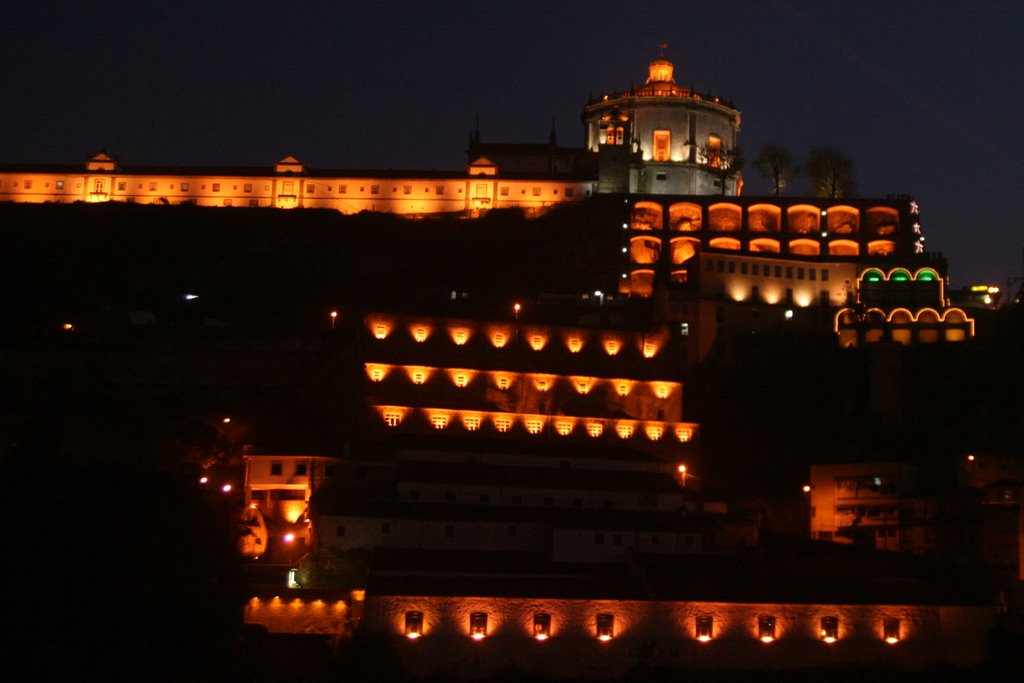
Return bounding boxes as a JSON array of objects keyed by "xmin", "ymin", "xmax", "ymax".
[
  {"xmin": 0, "ymin": 166, "xmax": 592, "ymax": 216},
  {"xmin": 360, "ymin": 595, "xmax": 995, "ymax": 676}
]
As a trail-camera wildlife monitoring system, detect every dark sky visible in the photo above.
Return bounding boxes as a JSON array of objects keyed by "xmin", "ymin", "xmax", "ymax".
[{"xmin": 3, "ymin": 1, "xmax": 1022, "ymax": 288}]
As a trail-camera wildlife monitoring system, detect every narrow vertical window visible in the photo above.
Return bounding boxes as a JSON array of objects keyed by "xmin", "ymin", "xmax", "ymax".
[{"xmin": 653, "ymin": 130, "xmax": 671, "ymax": 162}]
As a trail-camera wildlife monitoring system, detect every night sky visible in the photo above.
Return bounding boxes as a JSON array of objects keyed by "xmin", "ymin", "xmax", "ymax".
[{"xmin": 4, "ymin": 1, "xmax": 1022, "ymax": 289}]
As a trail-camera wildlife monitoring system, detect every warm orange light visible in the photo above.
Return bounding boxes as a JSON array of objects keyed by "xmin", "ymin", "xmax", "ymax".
[
  {"xmin": 675, "ymin": 427, "xmax": 693, "ymax": 442},
  {"xmin": 283, "ymin": 533, "xmax": 295, "ymax": 543},
  {"xmin": 406, "ymin": 366, "xmax": 432, "ymax": 384},
  {"xmin": 572, "ymin": 377, "xmax": 592, "ymax": 394},
  {"xmin": 462, "ymin": 414, "xmax": 482, "ymax": 431},
  {"xmin": 429, "ymin": 413, "xmax": 450, "ymax": 429},
  {"xmin": 697, "ymin": 635, "xmax": 711, "ymax": 642},
  {"xmin": 524, "ymin": 418, "xmax": 544, "ymax": 434},
  {"xmin": 603, "ymin": 338, "xmax": 621, "ymax": 356},
  {"xmin": 566, "ymin": 335, "xmax": 583, "ymax": 353},
  {"xmin": 802, "ymin": 484, "xmax": 811, "ymax": 493},
  {"xmin": 488, "ymin": 326, "xmax": 511, "ymax": 348},
  {"xmin": 221, "ymin": 484, "xmax": 232, "ymax": 493},
  {"xmin": 616, "ymin": 423, "xmax": 635, "ymax": 439},
  {"xmin": 760, "ymin": 636, "xmax": 774, "ymax": 644},
  {"xmin": 494, "ymin": 373, "xmax": 512, "ymax": 390},
  {"xmin": 586, "ymin": 422, "xmax": 603, "ymax": 437},
  {"xmin": 449, "ymin": 369, "xmax": 474, "ymax": 387},
  {"xmin": 652, "ymin": 383, "xmax": 671, "ymax": 399},
  {"xmin": 614, "ymin": 380, "xmax": 633, "ymax": 397},
  {"xmin": 62, "ymin": 322, "xmax": 74, "ymax": 331},
  {"xmin": 642, "ymin": 340, "xmax": 658, "ymax": 358},
  {"xmin": 199, "ymin": 476, "xmax": 208, "ymax": 484},
  {"xmin": 370, "ymin": 320, "xmax": 392, "ymax": 340},
  {"xmin": 450, "ymin": 327, "xmax": 471, "ymax": 345},
  {"xmin": 410, "ymin": 325, "xmax": 431, "ymax": 343},
  {"xmin": 967, "ymin": 454, "xmax": 975, "ymax": 461},
  {"xmin": 366, "ymin": 364, "xmax": 390, "ymax": 382},
  {"xmin": 533, "ymin": 375, "xmax": 552, "ymax": 392},
  {"xmin": 678, "ymin": 465, "xmax": 687, "ymax": 474},
  {"xmin": 493, "ymin": 416, "xmax": 513, "ymax": 433},
  {"xmin": 645, "ymin": 425, "xmax": 664, "ymax": 441},
  {"xmin": 222, "ymin": 417, "xmax": 231, "ymax": 424},
  {"xmin": 529, "ymin": 333, "xmax": 547, "ymax": 351},
  {"xmin": 555, "ymin": 419, "xmax": 574, "ymax": 436}
]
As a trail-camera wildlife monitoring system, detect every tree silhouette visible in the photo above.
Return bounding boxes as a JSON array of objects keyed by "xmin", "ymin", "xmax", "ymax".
[
  {"xmin": 805, "ymin": 147, "xmax": 855, "ymax": 198},
  {"xmin": 754, "ymin": 144, "xmax": 798, "ymax": 197}
]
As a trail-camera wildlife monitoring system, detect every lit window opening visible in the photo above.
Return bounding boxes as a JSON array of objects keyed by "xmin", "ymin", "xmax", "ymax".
[
  {"xmin": 533, "ymin": 613, "xmax": 551, "ymax": 640},
  {"xmin": 383, "ymin": 411, "xmax": 403, "ymax": 427},
  {"xmin": 453, "ymin": 372, "xmax": 469, "ymax": 388},
  {"xmin": 645, "ymin": 425, "xmax": 664, "ymax": 441},
  {"xmin": 405, "ymin": 611, "xmax": 423, "ymax": 639},
  {"xmin": 494, "ymin": 416, "xmax": 512, "ymax": 433},
  {"xmin": 883, "ymin": 618, "xmax": 900, "ymax": 644},
  {"xmin": 616, "ymin": 423, "xmax": 634, "ymax": 439},
  {"xmin": 820, "ymin": 616, "xmax": 839, "ymax": 643},
  {"xmin": 373, "ymin": 323, "xmax": 388, "ymax": 340},
  {"xmin": 525, "ymin": 419, "xmax": 543, "ymax": 435},
  {"xmin": 412, "ymin": 326, "xmax": 429, "ymax": 343},
  {"xmin": 530, "ymin": 335, "xmax": 546, "ymax": 351},
  {"xmin": 470, "ymin": 612, "xmax": 488, "ymax": 640},
  {"xmin": 696, "ymin": 615, "xmax": 713, "ymax": 642},
  {"xmin": 596, "ymin": 613, "xmax": 615, "ymax": 641},
  {"xmin": 567, "ymin": 336, "xmax": 582, "ymax": 353},
  {"xmin": 586, "ymin": 422, "xmax": 603, "ymax": 438},
  {"xmin": 430, "ymin": 414, "xmax": 449, "ymax": 430},
  {"xmin": 492, "ymin": 332, "xmax": 507, "ymax": 348},
  {"xmin": 462, "ymin": 415, "xmax": 481, "ymax": 431},
  {"xmin": 758, "ymin": 615, "xmax": 776, "ymax": 643},
  {"xmin": 555, "ymin": 420, "xmax": 574, "ymax": 436}
]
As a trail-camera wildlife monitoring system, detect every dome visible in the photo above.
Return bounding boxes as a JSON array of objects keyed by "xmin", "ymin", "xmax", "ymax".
[{"xmin": 647, "ymin": 57, "xmax": 675, "ymax": 84}]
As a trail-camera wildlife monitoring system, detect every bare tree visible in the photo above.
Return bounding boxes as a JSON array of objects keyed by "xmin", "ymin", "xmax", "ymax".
[
  {"xmin": 804, "ymin": 147, "xmax": 854, "ymax": 198},
  {"xmin": 754, "ymin": 144, "xmax": 797, "ymax": 197},
  {"xmin": 698, "ymin": 143, "xmax": 744, "ymax": 195}
]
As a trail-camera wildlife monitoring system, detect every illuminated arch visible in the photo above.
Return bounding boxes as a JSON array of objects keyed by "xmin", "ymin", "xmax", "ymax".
[
  {"xmin": 708, "ymin": 203, "xmax": 741, "ymax": 231},
  {"xmin": 888, "ymin": 268, "xmax": 912, "ymax": 282},
  {"xmin": 914, "ymin": 268, "xmax": 939, "ymax": 282},
  {"xmin": 861, "ymin": 268, "xmax": 885, "ymax": 282},
  {"xmin": 670, "ymin": 237, "xmax": 700, "ymax": 264},
  {"xmin": 866, "ymin": 206, "xmax": 899, "ymax": 235},
  {"xmin": 865, "ymin": 308, "xmax": 887, "ymax": 324},
  {"xmin": 833, "ymin": 308, "xmax": 857, "ymax": 330},
  {"xmin": 867, "ymin": 240, "xmax": 895, "ymax": 256},
  {"xmin": 916, "ymin": 308, "xmax": 941, "ymax": 323},
  {"xmin": 668, "ymin": 202, "xmax": 702, "ymax": 231},
  {"xmin": 749, "ymin": 238, "xmax": 780, "ymax": 253},
  {"xmin": 789, "ymin": 238, "xmax": 820, "ymax": 256},
  {"xmin": 943, "ymin": 308, "xmax": 968, "ymax": 323},
  {"xmin": 632, "ymin": 201, "xmax": 663, "ymax": 230},
  {"xmin": 828, "ymin": 240, "xmax": 859, "ymax": 256},
  {"xmin": 629, "ymin": 269, "xmax": 655, "ymax": 297},
  {"xmin": 888, "ymin": 308, "xmax": 914, "ymax": 323},
  {"xmin": 708, "ymin": 237, "xmax": 740, "ymax": 250},
  {"xmin": 787, "ymin": 204, "xmax": 820, "ymax": 234},
  {"xmin": 748, "ymin": 204, "xmax": 781, "ymax": 233},
  {"xmin": 630, "ymin": 236, "xmax": 661, "ymax": 264},
  {"xmin": 826, "ymin": 205, "xmax": 859, "ymax": 233}
]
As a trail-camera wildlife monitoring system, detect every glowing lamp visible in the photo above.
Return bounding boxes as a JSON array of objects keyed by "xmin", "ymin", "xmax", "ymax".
[
  {"xmin": 758, "ymin": 615, "xmax": 776, "ymax": 643},
  {"xmin": 616, "ymin": 423, "xmax": 634, "ymax": 439},
  {"xmin": 199, "ymin": 476, "xmax": 208, "ymax": 484},
  {"xmin": 696, "ymin": 615, "xmax": 713, "ymax": 642},
  {"xmin": 221, "ymin": 484, "xmax": 232, "ymax": 493},
  {"xmin": 470, "ymin": 612, "xmax": 488, "ymax": 640},
  {"xmin": 412, "ymin": 326, "xmax": 429, "ymax": 343},
  {"xmin": 283, "ymin": 533, "xmax": 295, "ymax": 543},
  {"xmin": 596, "ymin": 613, "xmax": 615, "ymax": 641},
  {"xmin": 803, "ymin": 484, "xmax": 812, "ymax": 493}
]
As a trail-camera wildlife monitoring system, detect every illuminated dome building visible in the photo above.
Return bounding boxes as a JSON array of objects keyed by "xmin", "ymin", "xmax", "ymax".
[{"xmin": 582, "ymin": 49, "xmax": 742, "ymax": 196}]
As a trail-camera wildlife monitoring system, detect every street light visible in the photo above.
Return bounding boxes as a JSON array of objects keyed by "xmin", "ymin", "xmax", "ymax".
[
  {"xmin": 513, "ymin": 303, "xmax": 521, "ymax": 320},
  {"xmin": 330, "ymin": 310, "xmax": 338, "ymax": 329}
]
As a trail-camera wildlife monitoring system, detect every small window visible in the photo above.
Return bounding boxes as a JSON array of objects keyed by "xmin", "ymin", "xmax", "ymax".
[
  {"xmin": 596, "ymin": 613, "xmax": 615, "ymax": 640},
  {"xmin": 774, "ymin": 265, "xmax": 781, "ymax": 277},
  {"xmin": 653, "ymin": 130, "xmax": 671, "ymax": 162},
  {"xmin": 797, "ymin": 267, "xmax": 805, "ymax": 280},
  {"xmin": 244, "ymin": 183, "xmax": 252, "ymax": 192},
  {"xmin": 56, "ymin": 180, "xmax": 65, "ymax": 190},
  {"xmin": 336, "ymin": 525, "xmax": 345, "ymax": 537},
  {"xmin": 809, "ymin": 268, "xmax": 816, "ymax": 281},
  {"xmin": 565, "ymin": 187, "xmax": 574, "ymax": 197},
  {"xmin": 306, "ymin": 183, "xmax": 315, "ymax": 193},
  {"xmin": 655, "ymin": 172, "xmax": 667, "ymax": 181},
  {"xmin": 295, "ymin": 463, "xmax": 307, "ymax": 476},
  {"xmin": 752, "ymin": 263, "xmax": 759, "ymax": 275},
  {"xmin": 181, "ymin": 182, "xmax": 190, "ymax": 191},
  {"xmin": 117, "ymin": 182, "xmax": 126, "ymax": 191},
  {"xmin": 436, "ymin": 185, "xmax": 445, "ymax": 195},
  {"xmin": 249, "ymin": 199, "xmax": 258, "ymax": 207},
  {"xmin": 500, "ymin": 186, "xmax": 509, "ymax": 196},
  {"xmin": 532, "ymin": 187, "xmax": 541, "ymax": 197},
  {"xmin": 149, "ymin": 182, "xmax": 157, "ymax": 191},
  {"xmin": 339, "ymin": 185, "xmax": 347, "ymax": 194},
  {"xmin": 371, "ymin": 185, "xmax": 380, "ymax": 194},
  {"xmin": 822, "ymin": 269, "xmax": 829, "ymax": 281},
  {"xmin": 728, "ymin": 262, "xmax": 735, "ymax": 274},
  {"xmin": 270, "ymin": 462, "xmax": 282, "ymax": 476},
  {"xmin": 741, "ymin": 262, "xmax": 748, "ymax": 274},
  {"xmin": 403, "ymin": 185, "xmax": 412, "ymax": 195}
]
